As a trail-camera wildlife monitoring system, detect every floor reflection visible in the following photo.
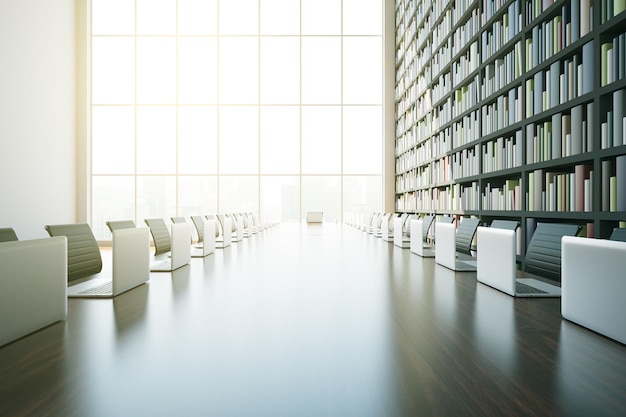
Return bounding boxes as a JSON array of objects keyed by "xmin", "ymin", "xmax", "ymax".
[
  {"xmin": 557, "ymin": 320, "xmax": 626, "ymax": 416},
  {"xmin": 473, "ymin": 283, "xmax": 517, "ymax": 371}
]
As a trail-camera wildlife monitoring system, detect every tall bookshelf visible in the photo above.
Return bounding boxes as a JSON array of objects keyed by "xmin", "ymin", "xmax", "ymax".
[{"xmin": 395, "ymin": 0, "xmax": 626, "ymax": 269}]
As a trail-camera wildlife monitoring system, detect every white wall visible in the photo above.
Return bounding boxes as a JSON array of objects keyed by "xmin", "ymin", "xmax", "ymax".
[{"xmin": 0, "ymin": 0, "xmax": 77, "ymax": 240}]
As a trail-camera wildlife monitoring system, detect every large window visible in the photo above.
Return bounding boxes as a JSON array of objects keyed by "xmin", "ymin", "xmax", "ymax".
[{"xmin": 90, "ymin": 0, "xmax": 383, "ymax": 238}]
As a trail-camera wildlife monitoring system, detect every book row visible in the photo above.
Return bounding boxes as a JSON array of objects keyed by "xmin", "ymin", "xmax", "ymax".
[
  {"xmin": 601, "ymin": 89, "xmax": 626, "ymax": 149},
  {"xmin": 600, "ymin": 0, "xmax": 626, "ymax": 24},
  {"xmin": 601, "ymin": 32, "xmax": 626, "ymax": 87},
  {"xmin": 525, "ymin": 1, "xmax": 590, "ymax": 70},
  {"xmin": 601, "ymin": 156, "xmax": 626, "ymax": 211},
  {"xmin": 482, "ymin": 41, "xmax": 523, "ymax": 98},
  {"xmin": 481, "ymin": 0, "xmax": 522, "ymax": 62},
  {"xmin": 526, "ymin": 0, "xmax": 593, "ymax": 41},
  {"xmin": 398, "ymin": 155, "xmax": 626, "ymax": 213},
  {"xmin": 527, "ymin": 165, "xmax": 593, "ymax": 211},
  {"xmin": 525, "ymin": 103, "xmax": 594, "ymax": 164},
  {"xmin": 525, "ymin": 41, "xmax": 593, "ymax": 117}
]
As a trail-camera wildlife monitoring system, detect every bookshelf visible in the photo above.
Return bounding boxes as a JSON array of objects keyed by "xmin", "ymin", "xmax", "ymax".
[{"xmin": 395, "ymin": 0, "xmax": 626, "ymax": 271}]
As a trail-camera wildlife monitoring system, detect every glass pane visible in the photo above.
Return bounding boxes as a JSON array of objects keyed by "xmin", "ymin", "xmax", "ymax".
[
  {"xmin": 178, "ymin": 37, "xmax": 218, "ymax": 104},
  {"xmin": 260, "ymin": 106, "xmax": 300, "ymax": 174},
  {"xmin": 260, "ymin": 37, "xmax": 300, "ymax": 105},
  {"xmin": 302, "ymin": 37, "xmax": 341, "ymax": 104},
  {"xmin": 92, "ymin": 176, "xmax": 135, "ymax": 240},
  {"xmin": 136, "ymin": 106, "xmax": 176, "ymax": 174},
  {"xmin": 137, "ymin": 176, "xmax": 177, "ymax": 221},
  {"xmin": 178, "ymin": 0, "xmax": 217, "ymax": 35},
  {"xmin": 92, "ymin": 37, "xmax": 134, "ymax": 104},
  {"xmin": 343, "ymin": 176, "xmax": 382, "ymax": 215},
  {"xmin": 178, "ymin": 106, "xmax": 218, "ymax": 174},
  {"xmin": 302, "ymin": 176, "xmax": 341, "ymax": 222},
  {"xmin": 137, "ymin": 37, "xmax": 176, "ymax": 104},
  {"xmin": 220, "ymin": 0, "xmax": 258, "ymax": 35},
  {"xmin": 92, "ymin": 0, "xmax": 134, "ymax": 35},
  {"xmin": 343, "ymin": 0, "xmax": 382, "ymax": 35},
  {"xmin": 178, "ymin": 176, "xmax": 218, "ymax": 216},
  {"xmin": 260, "ymin": 176, "xmax": 300, "ymax": 222},
  {"xmin": 136, "ymin": 0, "xmax": 176, "ymax": 35},
  {"xmin": 219, "ymin": 37, "xmax": 259, "ymax": 104},
  {"xmin": 343, "ymin": 37, "xmax": 382, "ymax": 104},
  {"xmin": 219, "ymin": 106, "xmax": 259, "ymax": 174},
  {"xmin": 343, "ymin": 106, "xmax": 382, "ymax": 174},
  {"xmin": 219, "ymin": 176, "xmax": 259, "ymax": 213},
  {"xmin": 301, "ymin": 106, "xmax": 341, "ymax": 174},
  {"xmin": 92, "ymin": 106, "xmax": 135, "ymax": 174},
  {"xmin": 260, "ymin": 0, "xmax": 300, "ymax": 35},
  {"xmin": 302, "ymin": 0, "xmax": 341, "ymax": 35}
]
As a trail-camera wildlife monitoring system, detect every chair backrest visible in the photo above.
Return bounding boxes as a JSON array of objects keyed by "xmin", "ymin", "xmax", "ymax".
[
  {"xmin": 421, "ymin": 215, "xmax": 435, "ymax": 241},
  {"xmin": 208, "ymin": 214, "xmax": 222, "ymax": 237},
  {"xmin": 144, "ymin": 218, "xmax": 171, "ymax": 256},
  {"xmin": 171, "ymin": 217, "xmax": 187, "ymax": 224},
  {"xmin": 490, "ymin": 219, "xmax": 519, "ymax": 231},
  {"xmin": 191, "ymin": 215, "xmax": 206, "ymax": 242},
  {"xmin": 240, "ymin": 213, "xmax": 250, "ymax": 229},
  {"xmin": 369, "ymin": 213, "xmax": 379, "ymax": 229},
  {"xmin": 525, "ymin": 222, "xmax": 581, "ymax": 281},
  {"xmin": 0, "ymin": 227, "xmax": 18, "ymax": 242},
  {"xmin": 609, "ymin": 228, "xmax": 626, "ymax": 242},
  {"xmin": 439, "ymin": 216, "xmax": 454, "ymax": 224},
  {"xmin": 376, "ymin": 213, "xmax": 387, "ymax": 228},
  {"xmin": 394, "ymin": 213, "xmax": 407, "ymax": 232},
  {"xmin": 230, "ymin": 215, "xmax": 237, "ymax": 232},
  {"xmin": 387, "ymin": 213, "xmax": 400, "ymax": 232},
  {"xmin": 106, "ymin": 220, "xmax": 136, "ymax": 233},
  {"xmin": 455, "ymin": 217, "xmax": 480, "ymax": 255},
  {"xmin": 403, "ymin": 214, "xmax": 418, "ymax": 236},
  {"xmin": 44, "ymin": 223, "xmax": 103, "ymax": 282}
]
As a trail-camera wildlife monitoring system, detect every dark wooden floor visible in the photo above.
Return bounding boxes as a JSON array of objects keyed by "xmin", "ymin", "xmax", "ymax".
[{"xmin": 2, "ymin": 223, "xmax": 626, "ymax": 416}]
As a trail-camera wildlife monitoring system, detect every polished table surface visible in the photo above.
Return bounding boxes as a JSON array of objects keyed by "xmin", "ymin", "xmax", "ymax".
[{"xmin": 1, "ymin": 223, "xmax": 626, "ymax": 416}]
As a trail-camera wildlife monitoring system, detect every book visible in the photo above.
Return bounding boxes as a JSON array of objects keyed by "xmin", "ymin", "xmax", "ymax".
[
  {"xmin": 617, "ymin": 0, "xmax": 626, "ymax": 16},
  {"xmin": 575, "ymin": 164, "xmax": 590, "ymax": 211},
  {"xmin": 546, "ymin": 172, "xmax": 557, "ymax": 211},
  {"xmin": 552, "ymin": 112, "xmax": 562, "ymax": 159},
  {"xmin": 602, "ymin": 159, "xmax": 613, "ymax": 211},
  {"xmin": 585, "ymin": 174, "xmax": 592, "ymax": 211},
  {"xmin": 534, "ymin": 168, "xmax": 544, "ymax": 211},
  {"xmin": 526, "ymin": 124, "xmax": 535, "ymax": 164},
  {"xmin": 585, "ymin": 102, "xmax": 595, "ymax": 152},
  {"xmin": 550, "ymin": 61, "xmax": 560, "ymax": 108},
  {"xmin": 534, "ymin": 71, "xmax": 543, "ymax": 115},
  {"xmin": 615, "ymin": 89, "xmax": 624, "ymax": 147},
  {"xmin": 580, "ymin": 0, "xmax": 591, "ymax": 37},
  {"xmin": 610, "ymin": 176, "xmax": 618, "ymax": 211},
  {"xmin": 582, "ymin": 41, "xmax": 593, "ymax": 93},
  {"xmin": 571, "ymin": 105, "xmax": 583, "ymax": 155},
  {"xmin": 571, "ymin": 0, "xmax": 580, "ymax": 42},
  {"xmin": 617, "ymin": 155, "xmax": 626, "ymax": 211},
  {"xmin": 602, "ymin": 42, "xmax": 612, "ymax": 86},
  {"xmin": 608, "ymin": 111, "xmax": 614, "ymax": 148}
]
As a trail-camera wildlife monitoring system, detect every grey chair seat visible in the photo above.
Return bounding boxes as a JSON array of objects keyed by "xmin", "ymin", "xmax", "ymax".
[
  {"xmin": 455, "ymin": 217, "xmax": 480, "ymax": 255},
  {"xmin": 490, "ymin": 219, "xmax": 519, "ymax": 231},
  {"xmin": 525, "ymin": 223, "xmax": 582, "ymax": 281},
  {"xmin": 45, "ymin": 223, "xmax": 102, "ymax": 282},
  {"xmin": 610, "ymin": 227, "xmax": 626, "ymax": 242},
  {"xmin": 106, "ymin": 220, "xmax": 136, "ymax": 233},
  {"xmin": 0, "ymin": 228, "xmax": 18, "ymax": 242},
  {"xmin": 145, "ymin": 218, "xmax": 171, "ymax": 256}
]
